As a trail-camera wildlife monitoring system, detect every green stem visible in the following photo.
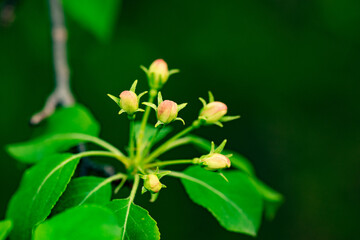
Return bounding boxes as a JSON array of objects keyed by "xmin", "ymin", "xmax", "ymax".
[
  {"xmin": 135, "ymin": 89, "xmax": 157, "ymax": 160},
  {"xmin": 79, "ymin": 172, "xmax": 127, "ymax": 205},
  {"xmin": 144, "ymin": 120, "xmax": 202, "ymax": 163},
  {"xmin": 145, "ymin": 159, "xmax": 194, "ymax": 168},
  {"xmin": 48, "ymin": 133, "xmax": 124, "ymax": 156},
  {"xmin": 128, "ymin": 115, "xmax": 135, "ymax": 159},
  {"xmin": 114, "ymin": 176, "xmax": 128, "ymax": 194},
  {"xmin": 142, "ymin": 125, "xmax": 163, "ymax": 158}
]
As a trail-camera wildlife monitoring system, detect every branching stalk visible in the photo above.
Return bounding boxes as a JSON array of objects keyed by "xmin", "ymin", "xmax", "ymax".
[
  {"xmin": 135, "ymin": 89, "xmax": 157, "ymax": 159},
  {"xmin": 144, "ymin": 120, "xmax": 202, "ymax": 163},
  {"xmin": 31, "ymin": 0, "xmax": 74, "ymax": 124},
  {"xmin": 142, "ymin": 125, "xmax": 163, "ymax": 158}
]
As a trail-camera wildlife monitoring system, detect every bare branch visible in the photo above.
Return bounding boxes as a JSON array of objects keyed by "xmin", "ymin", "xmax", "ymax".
[{"xmin": 31, "ymin": 0, "xmax": 75, "ymax": 124}]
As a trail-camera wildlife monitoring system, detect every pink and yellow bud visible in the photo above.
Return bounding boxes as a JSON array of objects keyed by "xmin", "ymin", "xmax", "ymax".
[
  {"xmin": 148, "ymin": 59, "xmax": 169, "ymax": 89},
  {"xmin": 201, "ymin": 153, "xmax": 231, "ymax": 170},
  {"xmin": 119, "ymin": 90, "xmax": 138, "ymax": 115},
  {"xmin": 144, "ymin": 174, "xmax": 163, "ymax": 193},
  {"xmin": 157, "ymin": 100, "xmax": 178, "ymax": 124},
  {"xmin": 200, "ymin": 101, "xmax": 227, "ymax": 124}
]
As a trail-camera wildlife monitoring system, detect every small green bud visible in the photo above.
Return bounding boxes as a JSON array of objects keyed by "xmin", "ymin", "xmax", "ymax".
[
  {"xmin": 143, "ymin": 174, "xmax": 163, "ymax": 193},
  {"xmin": 119, "ymin": 90, "xmax": 138, "ymax": 115},
  {"xmin": 157, "ymin": 100, "xmax": 178, "ymax": 124},
  {"xmin": 200, "ymin": 101, "xmax": 227, "ymax": 124},
  {"xmin": 201, "ymin": 153, "xmax": 231, "ymax": 170}
]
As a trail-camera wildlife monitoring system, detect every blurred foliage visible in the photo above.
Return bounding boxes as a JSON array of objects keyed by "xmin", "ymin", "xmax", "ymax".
[
  {"xmin": 62, "ymin": 0, "xmax": 121, "ymax": 41},
  {"xmin": 0, "ymin": 0, "xmax": 359, "ymax": 239}
]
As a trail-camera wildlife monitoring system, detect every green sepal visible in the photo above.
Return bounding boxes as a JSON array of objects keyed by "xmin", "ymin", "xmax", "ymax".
[
  {"xmin": 130, "ymin": 80, "xmax": 138, "ymax": 92},
  {"xmin": 210, "ymin": 141, "xmax": 215, "ymax": 153},
  {"xmin": 155, "ymin": 121, "xmax": 163, "ymax": 128},
  {"xmin": 177, "ymin": 103, "xmax": 188, "ymax": 112},
  {"xmin": 157, "ymin": 92, "xmax": 163, "ymax": 104},
  {"xmin": 175, "ymin": 117, "xmax": 185, "ymax": 125},
  {"xmin": 140, "ymin": 65, "xmax": 148, "ymax": 74},
  {"xmin": 138, "ymin": 91, "xmax": 148, "ymax": 100},
  {"xmin": 118, "ymin": 109, "xmax": 125, "ymax": 115},
  {"xmin": 136, "ymin": 108, "xmax": 145, "ymax": 112},
  {"xmin": 169, "ymin": 69, "xmax": 180, "ymax": 76},
  {"xmin": 143, "ymin": 102, "xmax": 157, "ymax": 111},
  {"xmin": 208, "ymin": 91, "xmax": 215, "ymax": 102},
  {"xmin": 107, "ymin": 94, "xmax": 120, "ymax": 106},
  {"xmin": 213, "ymin": 121, "xmax": 224, "ymax": 127},
  {"xmin": 220, "ymin": 115, "xmax": 241, "ymax": 122},
  {"xmin": 214, "ymin": 139, "xmax": 227, "ymax": 153},
  {"xmin": 199, "ymin": 97, "xmax": 207, "ymax": 107},
  {"xmin": 141, "ymin": 186, "xmax": 147, "ymax": 194}
]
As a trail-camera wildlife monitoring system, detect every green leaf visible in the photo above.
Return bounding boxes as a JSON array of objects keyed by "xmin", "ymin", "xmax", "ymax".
[
  {"xmin": 6, "ymin": 153, "xmax": 81, "ymax": 240},
  {"xmin": 250, "ymin": 179, "xmax": 283, "ymax": 220},
  {"xmin": 0, "ymin": 220, "xmax": 12, "ymax": 240},
  {"xmin": 135, "ymin": 122, "xmax": 172, "ymax": 146},
  {"xmin": 62, "ymin": 0, "xmax": 121, "ymax": 41},
  {"xmin": 33, "ymin": 205, "xmax": 121, "ymax": 240},
  {"xmin": 107, "ymin": 199, "xmax": 160, "ymax": 240},
  {"xmin": 7, "ymin": 104, "xmax": 100, "ymax": 164},
  {"xmin": 174, "ymin": 166, "xmax": 263, "ymax": 236},
  {"xmin": 52, "ymin": 176, "xmax": 112, "ymax": 215},
  {"xmin": 184, "ymin": 135, "xmax": 283, "ymax": 219}
]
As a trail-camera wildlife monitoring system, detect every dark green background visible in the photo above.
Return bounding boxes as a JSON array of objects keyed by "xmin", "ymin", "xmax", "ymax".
[{"xmin": 1, "ymin": 0, "xmax": 359, "ymax": 239}]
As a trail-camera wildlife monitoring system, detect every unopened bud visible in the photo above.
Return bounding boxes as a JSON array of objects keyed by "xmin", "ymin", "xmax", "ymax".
[
  {"xmin": 200, "ymin": 101, "xmax": 227, "ymax": 124},
  {"xmin": 201, "ymin": 153, "xmax": 231, "ymax": 170},
  {"xmin": 119, "ymin": 90, "xmax": 138, "ymax": 115},
  {"xmin": 148, "ymin": 59, "xmax": 169, "ymax": 88},
  {"xmin": 157, "ymin": 100, "xmax": 178, "ymax": 124},
  {"xmin": 144, "ymin": 174, "xmax": 163, "ymax": 193}
]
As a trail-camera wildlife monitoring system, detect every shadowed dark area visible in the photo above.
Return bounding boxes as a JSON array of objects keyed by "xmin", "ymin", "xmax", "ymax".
[{"xmin": 1, "ymin": 0, "xmax": 359, "ymax": 239}]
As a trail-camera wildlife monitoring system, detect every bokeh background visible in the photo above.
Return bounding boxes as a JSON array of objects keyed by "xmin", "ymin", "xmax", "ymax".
[{"xmin": 1, "ymin": 0, "xmax": 359, "ymax": 239}]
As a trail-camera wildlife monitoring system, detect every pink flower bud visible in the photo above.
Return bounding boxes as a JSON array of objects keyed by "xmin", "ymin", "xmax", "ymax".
[
  {"xmin": 119, "ymin": 90, "xmax": 138, "ymax": 115},
  {"xmin": 144, "ymin": 174, "xmax": 163, "ymax": 193},
  {"xmin": 200, "ymin": 101, "xmax": 227, "ymax": 123},
  {"xmin": 201, "ymin": 153, "xmax": 231, "ymax": 170},
  {"xmin": 148, "ymin": 59, "xmax": 169, "ymax": 88},
  {"xmin": 157, "ymin": 100, "xmax": 178, "ymax": 124}
]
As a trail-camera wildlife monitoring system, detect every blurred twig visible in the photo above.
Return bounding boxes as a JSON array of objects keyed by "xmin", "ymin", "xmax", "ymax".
[{"xmin": 30, "ymin": 0, "xmax": 75, "ymax": 125}]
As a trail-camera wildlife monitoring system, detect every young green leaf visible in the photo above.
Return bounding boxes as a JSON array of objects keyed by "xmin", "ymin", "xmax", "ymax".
[
  {"xmin": 7, "ymin": 104, "xmax": 100, "ymax": 164},
  {"xmin": 6, "ymin": 153, "xmax": 81, "ymax": 240},
  {"xmin": 134, "ymin": 122, "xmax": 172, "ymax": 146},
  {"xmin": 62, "ymin": 0, "xmax": 121, "ymax": 41},
  {"xmin": 107, "ymin": 199, "xmax": 160, "ymax": 240},
  {"xmin": 171, "ymin": 167, "xmax": 263, "ymax": 236},
  {"xmin": 33, "ymin": 205, "xmax": 121, "ymax": 240},
  {"xmin": 52, "ymin": 176, "xmax": 112, "ymax": 216},
  {"xmin": 0, "ymin": 220, "xmax": 12, "ymax": 240}
]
